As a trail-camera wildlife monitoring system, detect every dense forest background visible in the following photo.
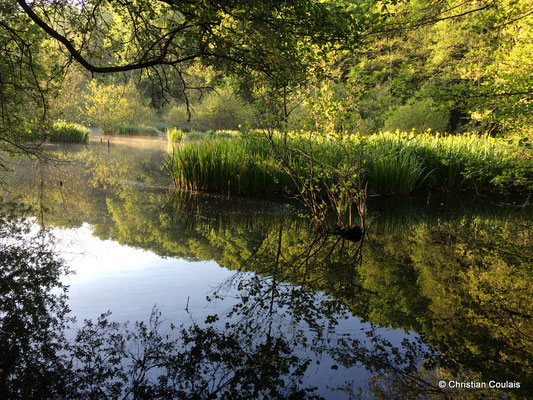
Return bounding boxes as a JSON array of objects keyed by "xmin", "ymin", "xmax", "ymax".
[{"xmin": 1, "ymin": 0, "xmax": 531, "ymax": 143}]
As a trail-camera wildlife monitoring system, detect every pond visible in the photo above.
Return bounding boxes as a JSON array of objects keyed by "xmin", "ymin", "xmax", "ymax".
[{"xmin": 1, "ymin": 136, "xmax": 531, "ymax": 399}]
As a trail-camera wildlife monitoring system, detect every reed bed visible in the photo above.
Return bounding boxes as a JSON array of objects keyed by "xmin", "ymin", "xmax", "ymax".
[
  {"xmin": 166, "ymin": 138, "xmax": 292, "ymax": 195},
  {"xmin": 49, "ymin": 121, "xmax": 90, "ymax": 143},
  {"xmin": 362, "ymin": 132, "xmax": 520, "ymax": 192},
  {"xmin": 114, "ymin": 124, "xmax": 160, "ymax": 136},
  {"xmin": 166, "ymin": 130, "xmax": 530, "ymax": 196},
  {"xmin": 166, "ymin": 127, "xmax": 187, "ymax": 143}
]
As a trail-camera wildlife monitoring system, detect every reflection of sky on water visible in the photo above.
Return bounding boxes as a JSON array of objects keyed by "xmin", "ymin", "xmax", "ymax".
[
  {"xmin": 55, "ymin": 223, "xmax": 234, "ymax": 325},
  {"xmin": 52, "ymin": 223, "xmax": 419, "ymax": 399}
]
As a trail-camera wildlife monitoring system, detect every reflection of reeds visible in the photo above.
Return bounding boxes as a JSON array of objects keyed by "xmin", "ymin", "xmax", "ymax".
[{"xmin": 166, "ymin": 131, "xmax": 528, "ymax": 196}]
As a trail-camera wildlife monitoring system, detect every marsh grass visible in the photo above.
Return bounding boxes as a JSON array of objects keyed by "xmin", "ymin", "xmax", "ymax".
[
  {"xmin": 166, "ymin": 127, "xmax": 186, "ymax": 143},
  {"xmin": 49, "ymin": 121, "xmax": 90, "ymax": 143},
  {"xmin": 166, "ymin": 138, "xmax": 290, "ymax": 195},
  {"xmin": 167, "ymin": 131, "xmax": 530, "ymax": 196},
  {"xmin": 114, "ymin": 125, "xmax": 160, "ymax": 136},
  {"xmin": 365, "ymin": 150, "xmax": 426, "ymax": 195},
  {"xmin": 360, "ymin": 132, "xmax": 529, "ymax": 192}
]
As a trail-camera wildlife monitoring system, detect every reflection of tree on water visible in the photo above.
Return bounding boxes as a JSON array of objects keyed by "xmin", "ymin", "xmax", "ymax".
[
  {"xmin": 0, "ymin": 201, "xmax": 72, "ymax": 398},
  {"xmin": 0, "ymin": 200, "xmax": 445, "ymax": 399},
  {"xmin": 0, "ymin": 201, "xmax": 321, "ymax": 398},
  {"xmin": 1, "ymin": 199, "xmax": 532, "ymax": 399},
  {"xmin": 66, "ymin": 309, "xmax": 320, "ymax": 399}
]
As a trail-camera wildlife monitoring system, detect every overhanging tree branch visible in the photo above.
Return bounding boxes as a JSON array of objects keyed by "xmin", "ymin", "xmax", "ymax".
[{"xmin": 16, "ymin": 0, "xmax": 200, "ymax": 74}]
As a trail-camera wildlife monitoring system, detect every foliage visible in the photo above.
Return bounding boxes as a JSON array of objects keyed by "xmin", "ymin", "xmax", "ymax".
[
  {"xmin": 0, "ymin": 1, "xmax": 54, "ymax": 157},
  {"xmin": 48, "ymin": 121, "xmax": 89, "ymax": 143},
  {"xmin": 165, "ymin": 85, "xmax": 250, "ymax": 131},
  {"xmin": 184, "ymin": 130, "xmax": 211, "ymax": 140},
  {"xmin": 383, "ymin": 98, "xmax": 450, "ymax": 133},
  {"xmin": 49, "ymin": 67, "xmax": 90, "ymax": 124},
  {"xmin": 191, "ymin": 86, "xmax": 249, "ymax": 130},
  {"xmin": 2, "ymin": 0, "xmax": 383, "ymax": 154},
  {"xmin": 177, "ymin": 129, "xmax": 241, "ymax": 141},
  {"xmin": 345, "ymin": 0, "xmax": 532, "ymax": 136},
  {"xmin": 83, "ymin": 81, "xmax": 154, "ymax": 134},
  {"xmin": 0, "ymin": 200, "xmax": 72, "ymax": 398},
  {"xmin": 154, "ymin": 120, "xmax": 171, "ymax": 132},
  {"xmin": 1, "ymin": 0, "xmax": 531, "ymax": 170},
  {"xmin": 165, "ymin": 104, "xmax": 189, "ymax": 128}
]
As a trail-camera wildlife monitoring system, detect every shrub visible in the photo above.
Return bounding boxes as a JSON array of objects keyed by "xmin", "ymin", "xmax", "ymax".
[
  {"xmin": 211, "ymin": 130, "xmax": 239, "ymax": 139},
  {"xmin": 185, "ymin": 130, "xmax": 210, "ymax": 141},
  {"xmin": 50, "ymin": 67, "xmax": 89, "ymax": 124},
  {"xmin": 165, "ymin": 105, "xmax": 189, "ymax": 128},
  {"xmin": 49, "ymin": 121, "xmax": 90, "ymax": 143},
  {"xmin": 154, "ymin": 121, "xmax": 172, "ymax": 131},
  {"xmin": 192, "ymin": 88, "xmax": 248, "ymax": 130},
  {"xmin": 384, "ymin": 98, "xmax": 450, "ymax": 133},
  {"xmin": 164, "ymin": 85, "xmax": 250, "ymax": 131},
  {"xmin": 84, "ymin": 81, "xmax": 154, "ymax": 134}
]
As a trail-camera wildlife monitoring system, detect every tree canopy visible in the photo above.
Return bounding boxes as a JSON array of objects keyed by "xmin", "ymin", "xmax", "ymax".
[{"xmin": 1, "ymin": 0, "xmax": 531, "ymax": 156}]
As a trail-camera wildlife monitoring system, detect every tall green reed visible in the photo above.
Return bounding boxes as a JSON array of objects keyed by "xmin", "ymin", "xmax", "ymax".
[
  {"xmin": 166, "ymin": 130, "xmax": 529, "ymax": 196},
  {"xmin": 49, "ymin": 121, "xmax": 90, "ymax": 143},
  {"xmin": 166, "ymin": 137, "xmax": 290, "ymax": 195}
]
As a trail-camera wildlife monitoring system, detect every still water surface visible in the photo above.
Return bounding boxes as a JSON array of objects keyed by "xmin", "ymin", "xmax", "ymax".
[{"xmin": 0, "ymin": 136, "xmax": 531, "ymax": 399}]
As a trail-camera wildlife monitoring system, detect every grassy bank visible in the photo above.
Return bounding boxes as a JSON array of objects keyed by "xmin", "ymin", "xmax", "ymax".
[
  {"xmin": 49, "ymin": 121, "xmax": 90, "ymax": 143},
  {"xmin": 166, "ymin": 131, "xmax": 532, "ymax": 196}
]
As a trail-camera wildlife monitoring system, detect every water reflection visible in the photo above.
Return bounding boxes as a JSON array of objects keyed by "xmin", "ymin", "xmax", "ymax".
[
  {"xmin": 0, "ymin": 202, "xmax": 72, "ymax": 398},
  {"xmin": 0, "ymin": 139, "xmax": 531, "ymax": 399}
]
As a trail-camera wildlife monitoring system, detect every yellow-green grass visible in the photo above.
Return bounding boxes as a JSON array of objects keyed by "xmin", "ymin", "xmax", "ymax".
[
  {"xmin": 49, "ymin": 121, "xmax": 90, "ymax": 143},
  {"xmin": 166, "ymin": 127, "xmax": 187, "ymax": 143},
  {"xmin": 113, "ymin": 124, "xmax": 160, "ymax": 136},
  {"xmin": 166, "ymin": 131, "xmax": 531, "ymax": 196}
]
